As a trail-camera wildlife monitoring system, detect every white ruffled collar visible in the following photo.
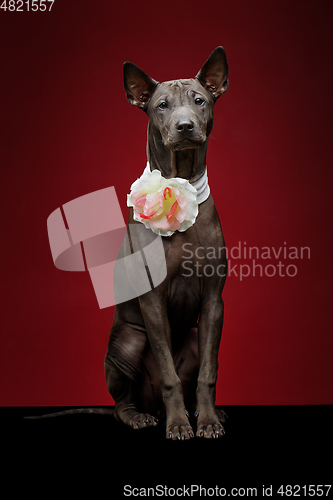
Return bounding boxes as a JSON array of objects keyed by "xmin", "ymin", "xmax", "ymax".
[{"xmin": 147, "ymin": 162, "xmax": 210, "ymax": 205}]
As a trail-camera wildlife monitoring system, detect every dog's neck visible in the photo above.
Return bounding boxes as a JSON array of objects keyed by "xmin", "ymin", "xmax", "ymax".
[{"xmin": 147, "ymin": 123, "xmax": 208, "ymax": 183}]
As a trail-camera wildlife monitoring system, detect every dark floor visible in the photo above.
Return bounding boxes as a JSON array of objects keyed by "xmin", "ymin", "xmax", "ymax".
[{"xmin": 2, "ymin": 406, "xmax": 332, "ymax": 496}]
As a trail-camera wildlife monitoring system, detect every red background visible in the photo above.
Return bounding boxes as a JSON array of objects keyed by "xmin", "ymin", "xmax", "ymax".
[{"xmin": 1, "ymin": 0, "xmax": 332, "ymax": 406}]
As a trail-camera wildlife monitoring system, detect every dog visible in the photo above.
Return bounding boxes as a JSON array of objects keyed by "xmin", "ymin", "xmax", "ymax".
[{"xmin": 104, "ymin": 47, "xmax": 229, "ymax": 440}]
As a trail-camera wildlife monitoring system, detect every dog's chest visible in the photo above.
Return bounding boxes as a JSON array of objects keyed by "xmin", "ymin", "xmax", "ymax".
[
  {"xmin": 163, "ymin": 208, "xmax": 226, "ymax": 293},
  {"xmin": 161, "ymin": 223, "xmax": 225, "ymax": 329}
]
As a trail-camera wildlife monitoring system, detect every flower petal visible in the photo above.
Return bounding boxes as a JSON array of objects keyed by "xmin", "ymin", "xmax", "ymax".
[
  {"xmin": 135, "ymin": 193, "xmax": 147, "ymax": 206},
  {"xmin": 166, "ymin": 200, "xmax": 179, "ymax": 221}
]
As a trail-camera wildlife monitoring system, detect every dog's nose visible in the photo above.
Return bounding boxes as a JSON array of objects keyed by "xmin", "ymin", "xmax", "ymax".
[{"xmin": 176, "ymin": 119, "xmax": 194, "ymax": 133}]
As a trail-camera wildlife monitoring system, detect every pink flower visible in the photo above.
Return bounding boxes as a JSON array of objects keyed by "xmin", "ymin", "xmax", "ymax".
[{"xmin": 127, "ymin": 165, "xmax": 199, "ymax": 236}]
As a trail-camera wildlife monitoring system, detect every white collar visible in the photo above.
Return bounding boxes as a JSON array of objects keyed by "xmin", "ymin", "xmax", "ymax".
[{"xmin": 146, "ymin": 162, "xmax": 210, "ymax": 204}]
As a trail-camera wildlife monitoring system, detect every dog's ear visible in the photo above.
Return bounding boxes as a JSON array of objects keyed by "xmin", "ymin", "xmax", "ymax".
[
  {"xmin": 196, "ymin": 46, "xmax": 229, "ymax": 101},
  {"xmin": 123, "ymin": 62, "xmax": 159, "ymax": 110}
]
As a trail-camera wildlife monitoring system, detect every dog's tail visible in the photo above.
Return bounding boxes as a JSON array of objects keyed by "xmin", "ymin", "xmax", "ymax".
[{"xmin": 23, "ymin": 407, "xmax": 115, "ymax": 420}]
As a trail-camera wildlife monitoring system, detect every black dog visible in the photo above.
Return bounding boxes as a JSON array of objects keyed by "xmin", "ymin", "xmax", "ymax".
[{"xmin": 105, "ymin": 47, "xmax": 229, "ymax": 439}]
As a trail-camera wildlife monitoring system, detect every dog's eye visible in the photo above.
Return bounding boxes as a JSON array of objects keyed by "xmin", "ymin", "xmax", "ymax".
[
  {"xmin": 158, "ymin": 101, "xmax": 168, "ymax": 110},
  {"xmin": 195, "ymin": 97, "xmax": 205, "ymax": 106}
]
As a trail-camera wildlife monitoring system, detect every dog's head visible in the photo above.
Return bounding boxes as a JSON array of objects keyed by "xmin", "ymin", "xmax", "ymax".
[{"xmin": 123, "ymin": 47, "xmax": 229, "ymax": 152}]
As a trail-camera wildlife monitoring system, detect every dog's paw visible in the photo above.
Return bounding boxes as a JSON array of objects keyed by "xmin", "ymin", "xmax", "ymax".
[
  {"xmin": 196, "ymin": 421, "xmax": 225, "ymax": 439},
  {"xmin": 195, "ymin": 408, "xmax": 227, "ymax": 438},
  {"xmin": 166, "ymin": 423, "xmax": 194, "ymax": 440},
  {"xmin": 131, "ymin": 413, "xmax": 158, "ymax": 429}
]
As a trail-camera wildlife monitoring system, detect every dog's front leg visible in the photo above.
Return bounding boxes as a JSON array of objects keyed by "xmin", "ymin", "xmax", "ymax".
[
  {"xmin": 196, "ymin": 296, "xmax": 225, "ymax": 438},
  {"xmin": 139, "ymin": 293, "xmax": 194, "ymax": 440}
]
